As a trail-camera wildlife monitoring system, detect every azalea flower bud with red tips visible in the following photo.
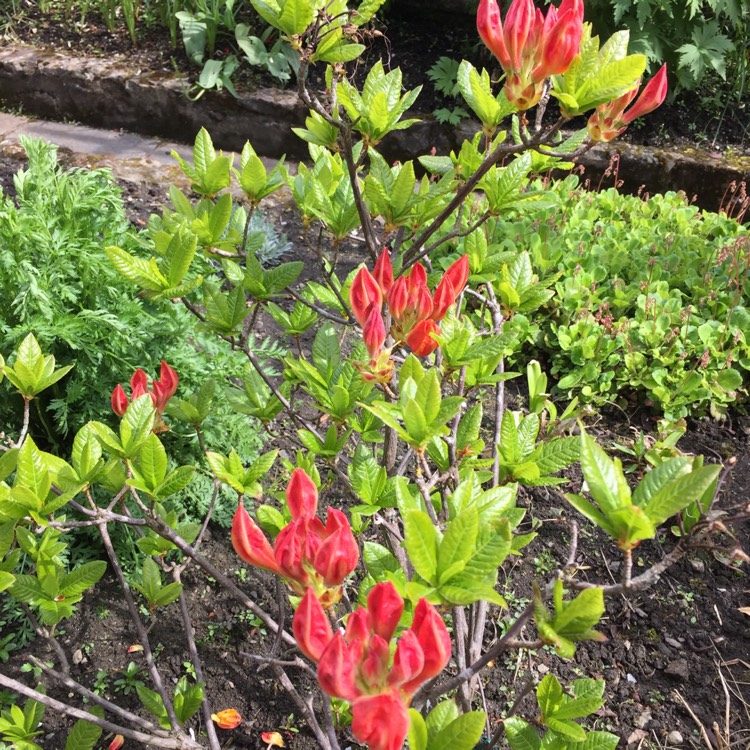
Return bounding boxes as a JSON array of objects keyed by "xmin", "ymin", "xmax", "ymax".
[
  {"xmin": 130, "ymin": 369, "xmax": 148, "ymax": 400},
  {"xmin": 111, "ymin": 384, "xmax": 128, "ymax": 417},
  {"xmin": 286, "ymin": 468, "xmax": 318, "ymax": 519},
  {"xmin": 359, "ymin": 634, "xmax": 390, "ymax": 688},
  {"xmin": 401, "ymin": 598, "xmax": 452, "ymax": 694},
  {"xmin": 109, "ymin": 735, "xmax": 125, "ymax": 750},
  {"xmin": 588, "ymin": 64, "xmax": 668, "ymax": 142},
  {"xmin": 231, "ymin": 504, "xmax": 281, "ymax": 575},
  {"xmin": 363, "ymin": 306, "xmax": 387, "ymax": 362},
  {"xmin": 293, "ymin": 588, "xmax": 333, "ymax": 662},
  {"xmin": 351, "ymin": 693, "xmax": 410, "ymax": 750},
  {"xmin": 318, "ymin": 632, "xmax": 358, "ymax": 700},
  {"xmin": 373, "ymin": 248, "xmax": 394, "ymax": 294},
  {"xmin": 151, "ymin": 360, "xmax": 179, "ymax": 413},
  {"xmin": 350, "ymin": 267, "xmax": 382, "ymax": 326},
  {"xmin": 406, "ymin": 319, "xmax": 440, "ymax": 357},
  {"xmin": 274, "ymin": 520, "xmax": 312, "ymax": 586},
  {"xmin": 623, "ymin": 63, "xmax": 668, "ymax": 124},
  {"xmin": 388, "ymin": 629, "xmax": 425, "ymax": 688},
  {"xmin": 345, "ymin": 607, "xmax": 371, "ymax": 646},
  {"xmin": 314, "ymin": 509, "xmax": 359, "ymax": 586},
  {"xmin": 367, "ymin": 581, "xmax": 403, "ymax": 643}
]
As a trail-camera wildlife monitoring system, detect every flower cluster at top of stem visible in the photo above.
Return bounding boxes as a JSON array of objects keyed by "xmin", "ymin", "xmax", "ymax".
[
  {"xmin": 350, "ymin": 250, "xmax": 469, "ymax": 380},
  {"xmin": 294, "ymin": 581, "xmax": 452, "ymax": 750},
  {"xmin": 110, "ymin": 360, "xmax": 178, "ymax": 432},
  {"xmin": 231, "ymin": 469, "xmax": 359, "ymax": 607},
  {"xmin": 477, "ymin": 0, "xmax": 584, "ymax": 110},
  {"xmin": 586, "ymin": 64, "xmax": 668, "ymax": 142}
]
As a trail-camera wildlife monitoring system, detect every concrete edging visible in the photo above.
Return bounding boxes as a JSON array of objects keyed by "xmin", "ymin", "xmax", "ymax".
[{"xmin": 1, "ymin": 44, "xmax": 748, "ymax": 212}]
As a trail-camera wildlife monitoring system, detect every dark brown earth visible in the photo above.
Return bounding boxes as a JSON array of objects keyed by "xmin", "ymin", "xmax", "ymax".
[{"xmin": 1, "ymin": 145, "xmax": 749, "ymax": 750}]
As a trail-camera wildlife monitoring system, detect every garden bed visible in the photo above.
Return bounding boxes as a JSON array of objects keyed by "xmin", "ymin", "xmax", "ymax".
[{"xmin": 1, "ymin": 147, "xmax": 749, "ymax": 750}]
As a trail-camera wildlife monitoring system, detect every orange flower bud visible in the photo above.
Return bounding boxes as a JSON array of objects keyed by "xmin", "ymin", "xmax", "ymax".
[
  {"xmin": 151, "ymin": 360, "xmax": 178, "ymax": 413},
  {"xmin": 363, "ymin": 306, "xmax": 387, "ymax": 362},
  {"xmin": 351, "ymin": 693, "xmax": 410, "ymax": 750},
  {"xmin": 622, "ymin": 64, "xmax": 668, "ymax": 124},
  {"xmin": 350, "ymin": 267, "xmax": 382, "ymax": 326},
  {"xmin": 108, "ymin": 735, "xmax": 125, "ymax": 750},
  {"xmin": 314, "ymin": 509, "xmax": 359, "ymax": 586},
  {"xmin": 111, "ymin": 384, "xmax": 129, "ymax": 417},
  {"xmin": 367, "ymin": 581, "xmax": 403, "ymax": 642},
  {"xmin": 231, "ymin": 503, "xmax": 280, "ymax": 574},
  {"xmin": 211, "ymin": 709, "xmax": 242, "ymax": 729},
  {"xmin": 286, "ymin": 468, "xmax": 318, "ymax": 519},
  {"xmin": 318, "ymin": 632, "xmax": 358, "ymax": 700},
  {"xmin": 373, "ymin": 248, "xmax": 394, "ymax": 294},
  {"xmin": 293, "ymin": 588, "xmax": 333, "ymax": 662},
  {"xmin": 406, "ymin": 319, "xmax": 440, "ymax": 357},
  {"xmin": 401, "ymin": 598, "xmax": 452, "ymax": 695}
]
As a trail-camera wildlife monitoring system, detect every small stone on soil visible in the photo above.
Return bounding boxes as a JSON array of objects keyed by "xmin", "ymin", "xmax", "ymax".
[
  {"xmin": 689, "ymin": 558, "xmax": 706, "ymax": 573},
  {"xmin": 664, "ymin": 659, "xmax": 690, "ymax": 680},
  {"xmin": 667, "ymin": 730, "xmax": 684, "ymax": 745}
]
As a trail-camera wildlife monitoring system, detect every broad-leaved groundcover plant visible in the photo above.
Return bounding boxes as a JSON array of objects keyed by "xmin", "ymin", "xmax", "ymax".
[{"xmin": 0, "ymin": 0, "xmax": 746, "ymax": 748}]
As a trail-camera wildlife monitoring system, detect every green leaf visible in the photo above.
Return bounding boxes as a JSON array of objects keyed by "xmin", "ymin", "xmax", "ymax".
[
  {"xmin": 430, "ymin": 711, "xmax": 486, "ymax": 750},
  {"xmin": 504, "ymin": 717, "xmax": 541, "ymax": 750},
  {"xmin": 408, "ymin": 709, "xmax": 428, "ymax": 750},
  {"xmin": 426, "ymin": 700, "xmax": 460, "ymax": 739},
  {"xmin": 644, "ymin": 464, "xmax": 721, "ymax": 527},
  {"xmin": 403, "ymin": 510, "xmax": 439, "ymax": 584},
  {"xmin": 437, "ymin": 505, "xmax": 478, "ymax": 581},
  {"xmin": 64, "ymin": 714, "xmax": 103, "ymax": 750},
  {"xmin": 120, "ymin": 394, "xmax": 156, "ymax": 456},
  {"xmin": 136, "ymin": 684, "xmax": 169, "ymax": 725},
  {"xmin": 60, "ymin": 561, "xmax": 106, "ymax": 598},
  {"xmin": 137, "ymin": 434, "xmax": 168, "ymax": 491},
  {"xmin": 579, "ymin": 430, "xmax": 627, "ymax": 514},
  {"xmin": 153, "ymin": 582, "xmax": 183, "ymax": 608}
]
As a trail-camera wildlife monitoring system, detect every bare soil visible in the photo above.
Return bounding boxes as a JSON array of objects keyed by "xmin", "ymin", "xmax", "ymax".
[{"xmin": 1, "ymin": 149, "xmax": 749, "ymax": 750}]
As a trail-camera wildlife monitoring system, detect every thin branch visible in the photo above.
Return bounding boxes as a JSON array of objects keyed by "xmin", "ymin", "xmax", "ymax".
[
  {"xmin": 0, "ymin": 674, "xmax": 202, "ymax": 750},
  {"xmin": 27, "ymin": 657, "xmax": 169, "ymax": 737},
  {"xmin": 97, "ymin": 520, "xmax": 182, "ymax": 731},
  {"xmin": 20, "ymin": 604, "xmax": 70, "ymax": 675},
  {"xmin": 272, "ymin": 665, "xmax": 336, "ymax": 750},
  {"xmin": 174, "ymin": 569, "xmax": 222, "ymax": 750}
]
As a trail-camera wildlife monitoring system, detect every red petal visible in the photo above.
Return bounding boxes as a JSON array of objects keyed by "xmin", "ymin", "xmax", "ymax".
[
  {"xmin": 286, "ymin": 468, "xmax": 318, "ymax": 519},
  {"xmin": 231, "ymin": 504, "xmax": 280, "ymax": 573}
]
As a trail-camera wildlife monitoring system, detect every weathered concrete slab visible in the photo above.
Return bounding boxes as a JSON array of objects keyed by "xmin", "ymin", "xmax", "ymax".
[{"xmin": 0, "ymin": 44, "xmax": 748, "ymax": 213}]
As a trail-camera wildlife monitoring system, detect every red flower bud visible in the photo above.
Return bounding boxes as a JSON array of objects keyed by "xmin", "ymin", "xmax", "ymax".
[
  {"xmin": 350, "ymin": 267, "xmax": 382, "ymax": 327},
  {"xmin": 360, "ymin": 634, "xmax": 391, "ymax": 688},
  {"xmin": 318, "ymin": 632, "xmax": 359, "ymax": 700},
  {"xmin": 367, "ymin": 582, "xmax": 403, "ymax": 642},
  {"xmin": 314, "ymin": 509, "xmax": 359, "ymax": 586},
  {"xmin": 286, "ymin": 468, "xmax": 318, "ymax": 519},
  {"xmin": 389, "ymin": 629, "xmax": 425, "ymax": 689},
  {"xmin": 477, "ymin": 0, "xmax": 511, "ymax": 69},
  {"xmin": 130, "ymin": 369, "xmax": 149, "ymax": 400},
  {"xmin": 274, "ymin": 520, "xmax": 311, "ymax": 585},
  {"xmin": 231, "ymin": 504, "xmax": 280, "ymax": 574},
  {"xmin": 109, "ymin": 736, "xmax": 125, "ymax": 750},
  {"xmin": 622, "ymin": 64, "xmax": 668, "ymax": 124},
  {"xmin": 373, "ymin": 248, "xmax": 394, "ymax": 295},
  {"xmin": 363, "ymin": 306, "xmax": 387, "ymax": 362},
  {"xmin": 293, "ymin": 588, "xmax": 333, "ymax": 662},
  {"xmin": 151, "ymin": 361, "xmax": 178, "ymax": 413},
  {"xmin": 345, "ymin": 607, "xmax": 371, "ymax": 646},
  {"xmin": 351, "ymin": 693, "xmax": 410, "ymax": 750},
  {"xmin": 387, "ymin": 276, "xmax": 409, "ymax": 322},
  {"xmin": 111, "ymin": 384, "xmax": 129, "ymax": 417},
  {"xmin": 401, "ymin": 599, "xmax": 451, "ymax": 694},
  {"xmin": 406, "ymin": 319, "xmax": 440, "ymax": 357}
]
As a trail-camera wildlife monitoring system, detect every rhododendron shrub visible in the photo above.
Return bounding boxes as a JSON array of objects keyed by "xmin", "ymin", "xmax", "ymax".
[{"xmin": 1, "ymin": 1, "xmax": 736, "ymax": 750}]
